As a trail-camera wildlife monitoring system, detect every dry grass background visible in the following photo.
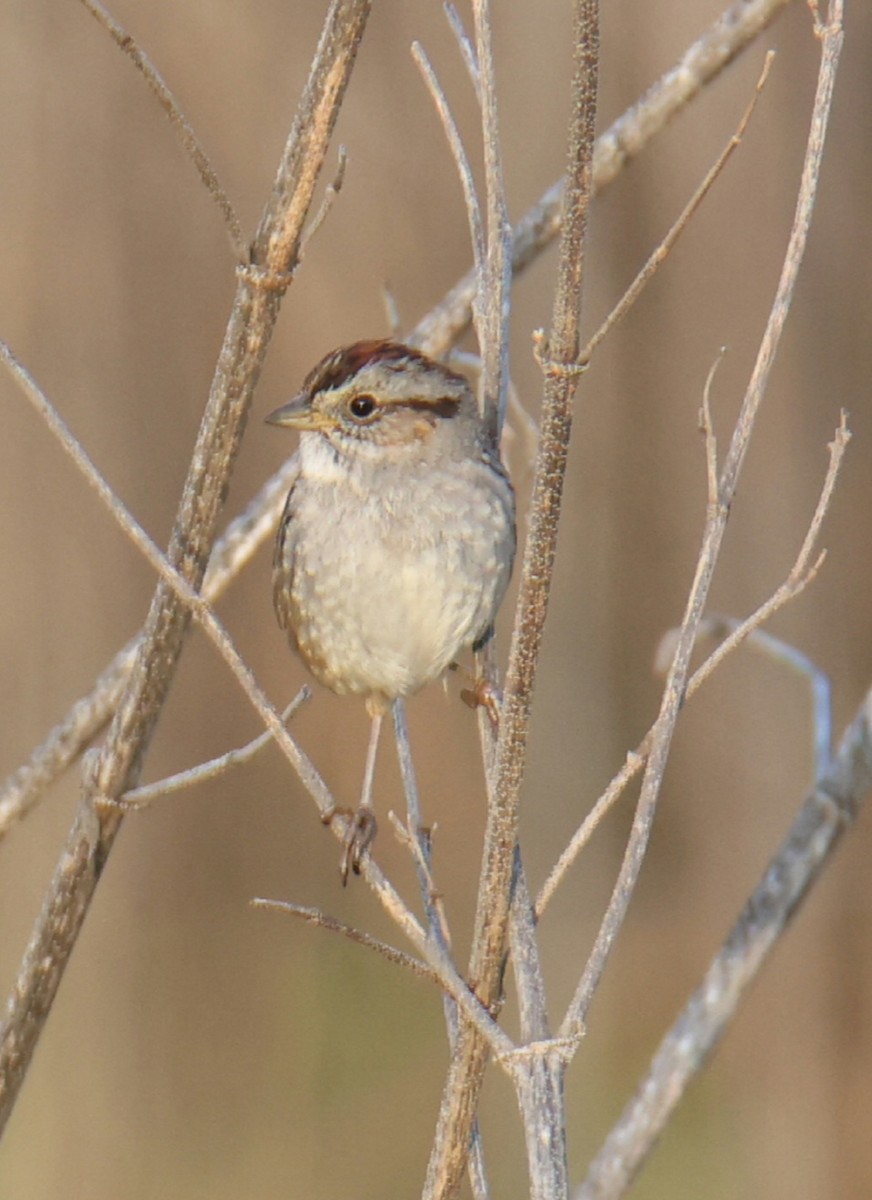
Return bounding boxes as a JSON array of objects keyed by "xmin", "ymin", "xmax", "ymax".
[{"xmin": 0, "ymin": 2, "xmax": 870, "ymax": 1198}]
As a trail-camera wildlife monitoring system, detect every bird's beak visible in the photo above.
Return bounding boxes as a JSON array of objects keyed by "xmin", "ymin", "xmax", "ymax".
[{"xmin": 265, "ymin": 392, "xmax": 325, "ymax": 431}]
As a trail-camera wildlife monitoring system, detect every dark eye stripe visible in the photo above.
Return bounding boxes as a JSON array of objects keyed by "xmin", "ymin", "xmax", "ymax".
[{"xmin": 400, "ymin": 396, "xmax": 461, "ymax": 419}]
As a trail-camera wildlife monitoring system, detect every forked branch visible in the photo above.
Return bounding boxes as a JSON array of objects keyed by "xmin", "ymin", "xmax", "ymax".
[
  {"xmin": 537, "ymin": 409, "xmax": 849, "ymax": 919},
  {"xmin": 579, "ymin": 678, "xmax": 869, "ymax": 1199}
]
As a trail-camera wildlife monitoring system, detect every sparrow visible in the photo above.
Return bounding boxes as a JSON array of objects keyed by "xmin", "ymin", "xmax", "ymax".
[{"xmin": 267, "ymin": 340, "xmax": 515, "ymax": 880}]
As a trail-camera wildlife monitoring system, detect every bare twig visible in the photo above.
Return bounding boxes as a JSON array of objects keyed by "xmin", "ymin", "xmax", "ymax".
[
  {"xmin": 0, "ymin": 454, "xmax": 297, "ymax": 843},
  {"xmin": 482, "ymin": 0, "xmax": 597, "ymax": 1024},
  {"xmin": 699, "ymin": 349, "xmax": 726, "ymax": 507},
  {"xmin": 686, "ymin": 412, "xmax": 848, "ymax": 698},
  {"xmin": 0, "ymin": 0, "xmax": 373, "ymax": 1137},
  {"xmin": 251, "ymin": 898, "xmax": 440, "ymax": 985},
  {"xmin": 299, "ymin": 146, "xmax": 348, "ymax": 258},
  {"xmin": 381, "ymin": 284, "xmax": 403, "ymax": 338},
  {"xmin": 416, "ymin": 10, "xmax": 515, "ymax": 1193},
  {"xmin": 538, "ymin": 406, "xmax": 848, "ymax": 923},
  {"xmin": 79, "ymin": 0, "xmax": 246, "ymax": 256},
  {"xmin": 412, "ymin": 42, "xmax": 485, "ymax": 286},
  {"xmin": 120, "ymin": 689, "xmax": 312, "ymax": 809},
  {"xmin": 561, "ymin": 0, "xmax": 844, "ymax": 1043},
  {"xmin": 677, "ymin": 621, "xmax": 834, "ymax": 775},
  {"xmin": 509, "ymin": 852, "xmax": 551, "ymax": 1045},
  {"xmin": 469, "ymin": 0, "xmax": 512, "ymax": 442},
  {"xmin": 0, "ymin": 0, "xmax": 792, "ymax": 852},
  {"xmin": 390, "ymin": 706, "xmax": 491, "ymax": 1200},
  {"xmin": 578, "ymin": 674, "xmax": 868, "ymax": 1200},
  {"xmin": 391, "ymin": 702, "xmax": 454, "ymax": 956},
  {"xmin": 579, "ymin": 54, "xmax": 774, "ymax": 367},
  {"xmin": 444, "ymin": 3, "xmax": 482, "ymax": 101}
]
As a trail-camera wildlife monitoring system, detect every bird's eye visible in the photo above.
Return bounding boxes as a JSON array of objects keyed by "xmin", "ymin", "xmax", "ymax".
[{"xmin": 348, "ymin": 394, "xmax": 377, "ymax": 420}]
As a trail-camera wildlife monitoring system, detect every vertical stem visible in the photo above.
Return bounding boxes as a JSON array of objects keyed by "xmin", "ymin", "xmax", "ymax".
[
  {"xmin": 424, "ymin": 5, "xmax": 599, "ymax": 1197},
  {"xmin": 511, "ymin": 1052, "xmax": 570, "ymax": 1200}
]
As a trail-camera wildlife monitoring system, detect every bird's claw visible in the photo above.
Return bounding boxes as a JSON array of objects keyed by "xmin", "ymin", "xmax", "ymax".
[
  {"xmin": 460, "ymin": 678, "xmax": 502, "ymax": 730},
  {"xmin": 324, "ymin": 805, "xmax": 379, "ymax": 885}
]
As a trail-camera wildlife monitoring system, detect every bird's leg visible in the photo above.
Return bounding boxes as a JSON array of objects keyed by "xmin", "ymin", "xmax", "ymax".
[
  {"xmin": 337, "ymin": 704, "xmax": 382, "ymax": 884},
  {"xmin": 453, "ymin": 630, "xmax": 503, "ymax": 731}
]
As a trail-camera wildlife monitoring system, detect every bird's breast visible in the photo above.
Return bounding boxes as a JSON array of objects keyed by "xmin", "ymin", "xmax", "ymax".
[{"xmin": 279, "ymin": 448, "xmax": 513, "ymax": 701}]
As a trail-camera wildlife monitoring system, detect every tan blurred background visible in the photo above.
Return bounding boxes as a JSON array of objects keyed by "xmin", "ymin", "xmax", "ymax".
[{"xmin": 0, "ymin": 2, "xmax": 870, "ymax": 1197}]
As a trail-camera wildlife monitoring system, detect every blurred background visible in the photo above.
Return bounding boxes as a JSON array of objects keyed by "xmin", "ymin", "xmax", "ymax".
[{"xmin": 0, "ymin": 2, "xmax": 870, "ymax": 1197}]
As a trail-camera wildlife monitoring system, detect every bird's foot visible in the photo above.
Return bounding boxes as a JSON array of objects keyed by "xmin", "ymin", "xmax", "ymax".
[
  {"xmin": 460, "ymin": 677, "xmax": 502, "ymax": 731},
  {"xmin": 323, "ymin": 804, "xmax": 378, "ymax": 885}
]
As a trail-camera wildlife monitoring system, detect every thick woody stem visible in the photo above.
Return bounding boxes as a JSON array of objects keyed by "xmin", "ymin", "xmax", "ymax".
[
  {"xmin": 0, "ymin": 0, "xmax": 372, "ymax": 1138},
  {"xmin": 423, "ymin": 4, "xmax": 599, "ymax": 1196}
]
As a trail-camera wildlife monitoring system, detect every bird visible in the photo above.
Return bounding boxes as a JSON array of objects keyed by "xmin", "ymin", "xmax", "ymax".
[{"xmin": 266, "ymin": 339, "xmax": 516, "ymax": 881}]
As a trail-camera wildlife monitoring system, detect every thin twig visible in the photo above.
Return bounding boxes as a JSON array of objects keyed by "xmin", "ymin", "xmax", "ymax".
[
  {"xmin": 416, "ymin": 12, "xmax": 514, "ymax": 1192},
  {"xmin": 390, "ymin": 707, "xmax": 491, "ymax": 1200},
  {"xmin": 509, "ymin": 851, "xmax": 551, "ymax": 1045},
  {"xmin": 469, "ymin": 0, "xmax": 512, "ymax": 442},
  {"xmin": 412, "ymin": 42, "xmax": 485, "ymax": 285},
  {"xmin": 0, "ymin": 454, "xmax": 297, "ymax": 842},
  {"xmin": 391, "ymin": 702, "xmax": 454, "ymax": 955},
  {"xmin": 444, "ymin": 4, "xmax": 482, "ymax": 101},
  {"xmin": 79, "ymin": 0, "xmax": 246, "ymax": 256},
  {"xmin": 579, "ymin": 54, "xmax": 774, "ymax": 367},
  {"xmin": 251, "ymin": 899, "xmax": 440, "ymax": 985},
  {"xmin": 299, "ymin": 146, "xmax": 348, "ymax": 259},
  {"xmin": 561, "ymin": 0, "xmax": 844, "ymax": 1042},
  {"xmin": 381, "ymin": 284, "xmax": 403, "ymax": 338},
  {"xmin": 687, "ymin": 412, "xmax": 849, "ymax": 698},
  {"xmin": 477, "ymin": 0, "xmax": 597, "ymax": 1021},
  {"xmin": 699, "ymin": 348, "xmax": 726, "ymax": 507},
  {"xmin": 120, "ymin": 689, "xmax": 312, "ymax": 809}
]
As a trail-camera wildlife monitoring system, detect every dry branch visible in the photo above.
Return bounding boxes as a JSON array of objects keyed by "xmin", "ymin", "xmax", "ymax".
[
  {"xmin": 538, "ymin": 409, "xmax": 849, "ymax": 918},
  {"xmin": 0, "ymin": 0, "xmax": 373, "ymax": 1137},
  {"xmin": 120, "ymin": 689, "xmax": 311, "ymax": 809},
  {"xmin": 579, "ymin": 675, "xmax": 869, "ymax": 1199},
  {"xmin": 0, "ymin": 454, "xmax": 299, "ymax": 842},
  {"xmin": 579, "ymin": 52, "xmax": 774, "ymax": 367}
]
